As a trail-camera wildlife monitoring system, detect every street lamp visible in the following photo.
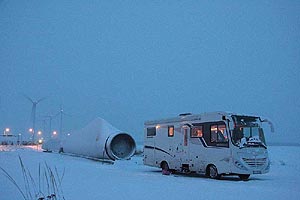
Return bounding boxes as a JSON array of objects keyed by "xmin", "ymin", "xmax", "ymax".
[
  {"xmin": 28, "ymin": 128, "xmax": 34, "ymax": 143},
  {"xmin": 3, "ymin": 128, "xmax": 10, "ymax": 135},
  {"xmin": 52, "ymin": 130, "xmax": 57, "ymax": 137},
  {"xmin": 37, "ymin": 131, "xmax": 42, "ymax": 145}
]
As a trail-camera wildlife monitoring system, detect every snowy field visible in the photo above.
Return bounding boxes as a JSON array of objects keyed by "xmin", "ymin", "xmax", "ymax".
[{"xmin": 0, "ymin": 145, "xmax": 299, "ymax": 200}]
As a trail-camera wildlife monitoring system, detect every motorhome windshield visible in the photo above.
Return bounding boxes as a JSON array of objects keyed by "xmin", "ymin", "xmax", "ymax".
[{"xmin": 231, "ymin": 115, "xmax": 266, "ymax": 148}]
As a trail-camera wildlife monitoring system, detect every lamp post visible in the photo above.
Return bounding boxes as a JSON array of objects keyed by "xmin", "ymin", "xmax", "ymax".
[
  {"xmin": 18, "ymin": 133, "xmax": 22, "ymax": 145},
  {"xmin": 29, "ymin": 128, "xmax": 34, "ymax": 143},
  {"xmin": 36, "ymin": 130, "xmax": 43, "ymax": 149},
  {"xmin": 37, "ymin": 130, "xmax": 42, "ymax": 142}
]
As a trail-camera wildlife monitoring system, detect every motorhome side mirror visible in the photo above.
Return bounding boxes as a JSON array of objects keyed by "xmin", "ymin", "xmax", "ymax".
[{"xmin": 262, "ymin": 119, "xmax": 275, "ymax": 133}]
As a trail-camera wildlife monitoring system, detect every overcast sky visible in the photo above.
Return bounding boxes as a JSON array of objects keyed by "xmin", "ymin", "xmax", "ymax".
[{"xmin": 0, "ymin": 0, "xmax": 299, "ymax": 143}]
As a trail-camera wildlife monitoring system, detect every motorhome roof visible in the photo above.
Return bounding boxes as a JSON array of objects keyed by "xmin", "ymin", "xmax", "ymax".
[{"xmin": 144, "ymin": 111, "xmax": 232, "ymax": 126}]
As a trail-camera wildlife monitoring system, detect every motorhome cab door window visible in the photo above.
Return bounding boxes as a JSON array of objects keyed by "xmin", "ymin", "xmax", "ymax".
[
  {"xmin": 191, "ymin": 126, "xmax": 203, "ymax": 138},
  {"xmin": 210, "ymin": 124, "xmax": 228, "ymax": 143},
  {"xmin": 209, "ymin": 123, "xmax": 229, "ymax": 147}
]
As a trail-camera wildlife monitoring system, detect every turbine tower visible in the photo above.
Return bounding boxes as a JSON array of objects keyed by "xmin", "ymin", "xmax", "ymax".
[{"xmin": 24, "ymin": 95, "xmax": 46, "ymax": 143}]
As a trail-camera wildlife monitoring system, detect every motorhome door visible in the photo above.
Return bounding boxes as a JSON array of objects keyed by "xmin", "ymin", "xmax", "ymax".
[{"xmin": 176, "ymin": 125, "xmax": 190, "ymax": 165}]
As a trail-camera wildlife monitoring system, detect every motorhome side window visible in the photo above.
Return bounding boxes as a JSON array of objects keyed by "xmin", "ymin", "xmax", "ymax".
[
  {"xmin": 168, "ymin": 126, "xmax": 174, "ymax": 137},
  {"xmin": 210, "ymin": 124, "xmax": 228, "ymax": 143},
  {"xmin": 191, "ymin": 126, "xmax": 203, "ymax": 138},
  {"xmin": 147, "ymin": 127, "xmax": 156, "ymax": 137}
]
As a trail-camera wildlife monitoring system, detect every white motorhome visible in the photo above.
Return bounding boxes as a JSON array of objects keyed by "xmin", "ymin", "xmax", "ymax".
[{"xmin": 143, "ymin": 112, "xmax": 273, "ymax": 180}]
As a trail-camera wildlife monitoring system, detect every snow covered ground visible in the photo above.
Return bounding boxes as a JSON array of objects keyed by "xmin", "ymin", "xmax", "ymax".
[{"xmin": 0, "ymin": 145, "xmax": 299, "ymax": 200}]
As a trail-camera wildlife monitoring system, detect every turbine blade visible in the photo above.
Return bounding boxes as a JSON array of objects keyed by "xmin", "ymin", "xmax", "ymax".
[
  {"xmin": 62, "ymin": 112, "xmax": 72, "ymax": 117},
  {"xmin": 23, "ymin": 94, "xmax": 34, "ymax": 103},
  {"xmin": 36, "ymin": 97, "xmax": 47, "ymax": 104}
]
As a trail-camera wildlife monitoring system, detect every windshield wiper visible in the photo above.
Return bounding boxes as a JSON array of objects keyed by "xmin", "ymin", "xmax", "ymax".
[
  {"xmin": 238, "ymin": 138, "xmax": 267, "ymax": 149},
  {"xmin": 240, "ymin": 142, "xmax": 267, "ymax": 149}
]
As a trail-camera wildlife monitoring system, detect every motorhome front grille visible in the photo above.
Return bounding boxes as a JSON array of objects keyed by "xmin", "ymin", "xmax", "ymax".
[{"xmin": 242, "ymin": 158, "xmax": 267, "ymax": 168}]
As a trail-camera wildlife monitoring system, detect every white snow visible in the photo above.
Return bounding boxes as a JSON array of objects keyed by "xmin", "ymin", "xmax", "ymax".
[{"xmin": 0, "ymin": 145, "xmax": 299, "ymax": 200}]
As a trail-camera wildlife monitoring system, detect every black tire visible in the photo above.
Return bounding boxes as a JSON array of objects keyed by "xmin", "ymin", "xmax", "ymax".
[
  {"xmin": 161, "ymin": 162, "xmax": 171, "ymax": 175},
  {"xmin": 239, "ymin": 174, "xmax": 250, "ymax": 181},
  {"xmin": 161, "ymin": 162, "xmax": 169, "ymax": 171},
  {"xmin": 208, "ymin": 165, "xmax": 220, "ymax": 179},
  {"xmin": 59, "ymin": 147, "xmax": 64, "ymax": 153}
]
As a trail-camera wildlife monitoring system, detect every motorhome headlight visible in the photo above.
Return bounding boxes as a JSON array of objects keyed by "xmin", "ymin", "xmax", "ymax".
[{"xmin": 234, "ymin": 160, "xmax": 247, "ymax": 170}]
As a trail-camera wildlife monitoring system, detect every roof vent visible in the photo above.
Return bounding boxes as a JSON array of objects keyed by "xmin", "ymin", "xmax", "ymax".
[{"xmin": 179, "ymin": 113, "xmax": 192, "ymax": 116}]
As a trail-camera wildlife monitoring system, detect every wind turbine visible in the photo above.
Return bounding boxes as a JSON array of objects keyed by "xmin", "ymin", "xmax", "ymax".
[
  {"xmin": 54, "ymin": 104, "xmax": 71, "ymax": 137},
  {"xmin": 24, "ymin": 95, "xmax": 46, "ymax": 143}
]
